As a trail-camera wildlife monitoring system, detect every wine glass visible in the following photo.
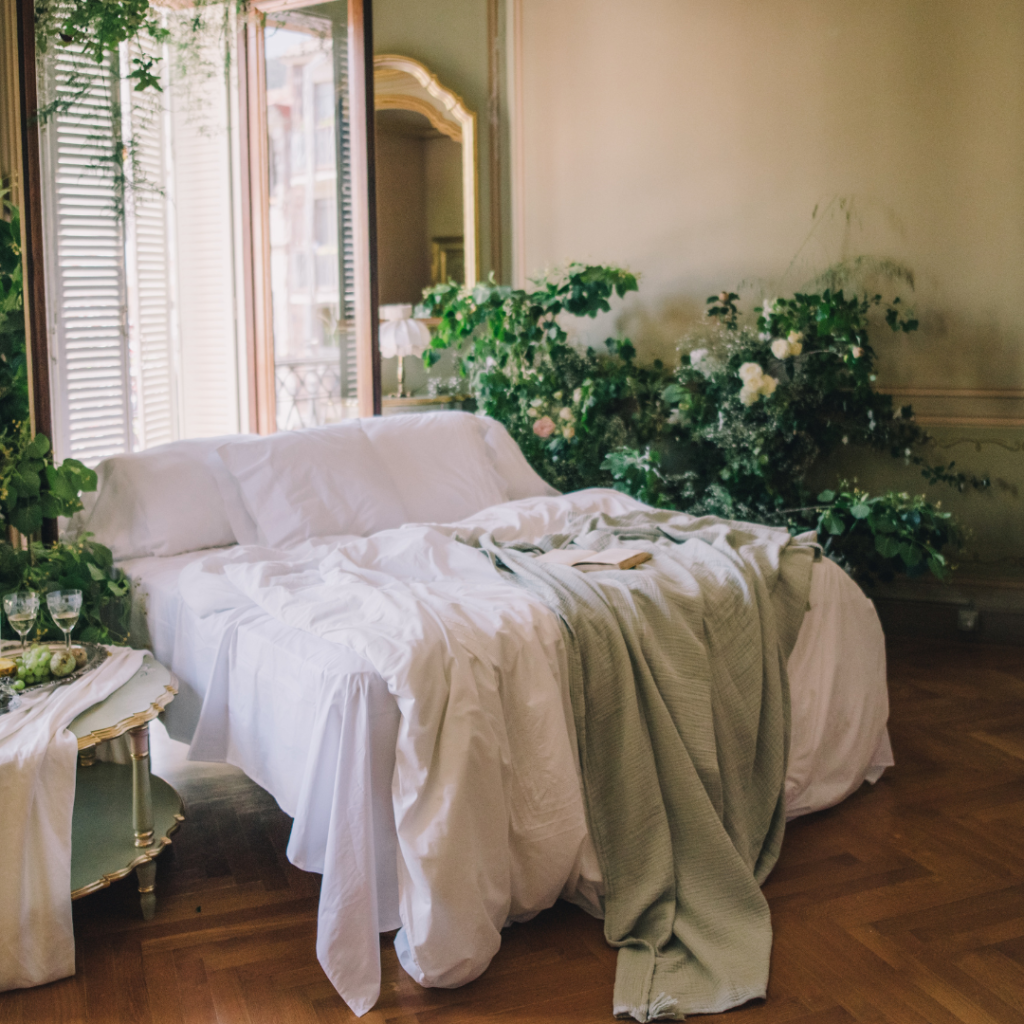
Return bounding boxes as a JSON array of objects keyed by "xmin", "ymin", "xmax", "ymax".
[
  {"xmin": 46, "ymin": 590, "xmax": 82, "ymax": 651},
  {"xmin": 3, "ymin": 591, "xmax": 39, "ymax": 654}
]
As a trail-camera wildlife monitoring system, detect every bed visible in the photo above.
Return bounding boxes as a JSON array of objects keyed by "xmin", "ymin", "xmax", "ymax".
[{"xmin": 79, "ymin": 411, "xmax": 893, "ymax": 1019}]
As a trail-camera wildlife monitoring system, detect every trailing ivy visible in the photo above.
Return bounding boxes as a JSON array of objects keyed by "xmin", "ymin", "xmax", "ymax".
[{"xmin": 35, "ymin": 0, "xmax": 169, "ymax": 99}]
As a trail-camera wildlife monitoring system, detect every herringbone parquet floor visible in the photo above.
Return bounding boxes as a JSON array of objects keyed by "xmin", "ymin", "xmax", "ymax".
[{"xmin": 1, "ymin": 638, "xmax": 1022, "ymax": 1023}]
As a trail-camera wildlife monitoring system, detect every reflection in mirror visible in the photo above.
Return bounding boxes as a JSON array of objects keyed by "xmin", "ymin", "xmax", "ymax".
[
  {"xmin": 375, "ymin": 107, "xmax": 463, "ymax": 306},
  {"xmin": 373, "ymin": 56, "xmax": 477, "ymax": 402},
  {"xmin": 261, "ymin": 4, "xmax": 363, "ymax": 430}
]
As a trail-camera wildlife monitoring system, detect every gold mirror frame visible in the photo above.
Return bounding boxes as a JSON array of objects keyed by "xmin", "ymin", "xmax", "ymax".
[{"xmin": 373, "ymin": 54, "xmax": 479, "ymax": 288}]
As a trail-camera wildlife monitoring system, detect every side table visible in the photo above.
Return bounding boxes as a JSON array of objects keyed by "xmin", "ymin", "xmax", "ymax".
[{"xmin": 68, "ymin": 654, "xmax": 184, "ymax": 920}]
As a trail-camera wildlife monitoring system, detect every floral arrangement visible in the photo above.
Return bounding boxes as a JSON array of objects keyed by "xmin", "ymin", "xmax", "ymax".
[
  {"xmin": 418, "ymin": 264, "xmax": 669, "ymax": 493},
  {"xmin": 422, "ymin": 265, "xmax": 985, "ymax": 584}
]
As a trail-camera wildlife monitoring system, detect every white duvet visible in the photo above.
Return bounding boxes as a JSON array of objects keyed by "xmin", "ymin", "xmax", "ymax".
[{"xmin": 177, "ymin": 489, "xmax": 890, "ymax": 1016}]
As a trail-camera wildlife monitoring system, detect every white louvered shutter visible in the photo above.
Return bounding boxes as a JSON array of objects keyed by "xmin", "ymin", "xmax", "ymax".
[
  {"xmin": 167, "ymin": 12, "xmax": 242, "ymax": 439},
  {"xmin": 39, "ymin": 46, "xmax": 132, "ymax": 464},
  {"xmin": 122, "ymin": 37, "xmax": 178, "ymax": 450}
]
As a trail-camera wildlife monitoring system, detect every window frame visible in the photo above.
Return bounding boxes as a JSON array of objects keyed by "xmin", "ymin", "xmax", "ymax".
[{"xmin": 16, "ymin": 0, "xmax": 381, "ymax": 450}]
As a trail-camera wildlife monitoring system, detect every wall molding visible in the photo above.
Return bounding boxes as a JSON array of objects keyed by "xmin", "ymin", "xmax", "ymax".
[
  {"xmin": 929, "ymin": 437, "xmax": 1023, "ymax": 454},
  {"xmin": 883, "ymin": 387, "xmax": 1024, "ymax": 428},
  {"xmin": 915, "ymin": 416, "xmax": 1024, "ymax": 428},
  {"xmin": 886, "ymin": 388, "xmax": 1024, "ymax": 399}
]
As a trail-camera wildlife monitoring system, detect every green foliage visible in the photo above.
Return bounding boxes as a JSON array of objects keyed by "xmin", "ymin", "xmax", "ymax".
[
  {"xmin": 0, "ymin": 195, "xmax": 124, "ymax": 641},
  {"xmin": 808, "ymin": 488, "xmax": 960, "ymax": 583},
  {"xmin": 425, "ymin": 263, "xmax": 982, "ymax": 584},
  {"xmin": 0, "ymin": 536, "xmax": 131, "ymax": 644},
  {"xmin": 0, "ymin": 190, "xmax": 29, "ymax": 429},
  {"xmin": 0, "ymin": 423, "xmax": 97, "ymax": 536},
  {"xmin": 35, "ymin": 0, "xmax": 169, "ymax": 93},
  {"xmin": 419, "ymin": 265, "xmax": 671, "ymax": 492}
]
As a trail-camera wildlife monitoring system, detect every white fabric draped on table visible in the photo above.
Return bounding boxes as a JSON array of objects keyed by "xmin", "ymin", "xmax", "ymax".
[{"xmin": 0, "ymin": 646, "xmax": 146, "ymax": 991}]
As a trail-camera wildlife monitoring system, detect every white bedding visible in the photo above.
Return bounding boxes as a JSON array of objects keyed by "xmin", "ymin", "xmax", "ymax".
[{"xmin": 123, "ymin": 488, "xmax": 893, "ymax": 1017}]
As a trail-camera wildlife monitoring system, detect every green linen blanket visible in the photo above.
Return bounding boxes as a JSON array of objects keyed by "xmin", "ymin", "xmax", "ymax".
[{"xmin": 481, "ymin": 510, "xmax": 815, "ymax": 1022}]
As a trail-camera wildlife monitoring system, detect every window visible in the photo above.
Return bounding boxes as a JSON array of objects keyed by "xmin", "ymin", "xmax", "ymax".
[
  {"xmin": 37, "ymin": 8, "xmax": 247, "ymax": 462},
  {"xmin": 28, "ymin": 0, "xmax": 379, "ymax": 456}
]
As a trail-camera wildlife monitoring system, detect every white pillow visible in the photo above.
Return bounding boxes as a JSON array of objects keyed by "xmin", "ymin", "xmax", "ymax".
[
  {"xmin": 476, "ymin": 415, "xmax": 560, "ymax": 500},
  {"xmin": 216, "ymin": 422, "xmax": 407, "ymax": 548},
  {"xmin": 81, "ymin": 437, "xmax": 243, "ymax": 560},
  {"xmin": 361, "ymin": 411, "xmax": 510, "ymax": 524}
]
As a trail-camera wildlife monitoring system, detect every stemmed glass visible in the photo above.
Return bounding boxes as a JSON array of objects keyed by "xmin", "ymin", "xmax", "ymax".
[
  {"xmin": 3, "ymin": 591, "xmax": 39, "ymax": 654},
  {"xmin": 46, "ymin": 590, "xmax": 82, "ymax": 651}
]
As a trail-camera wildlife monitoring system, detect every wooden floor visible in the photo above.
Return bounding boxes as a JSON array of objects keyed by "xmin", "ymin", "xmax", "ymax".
[{"xmin": 2, "ymin": 638, "xmax": 1023, "ymax": 1023}]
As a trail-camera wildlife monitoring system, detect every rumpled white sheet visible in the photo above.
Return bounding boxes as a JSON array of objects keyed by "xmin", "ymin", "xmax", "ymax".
[
  {"xmin": 0, "ymin": 646, "xmax": 147, "ymax": 991},
  {"xmin": 174, "ymin": 489, "xmax": 893, "ymax": 1016}
]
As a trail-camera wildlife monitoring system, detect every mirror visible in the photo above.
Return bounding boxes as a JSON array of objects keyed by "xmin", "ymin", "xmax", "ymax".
[
  {"xmin": 374, "ymin": 54, "xmax": 478, "ymax": 296},
  {"xmin": 374, "ymin": 55, "xmax": 477, "ymax": 404}
]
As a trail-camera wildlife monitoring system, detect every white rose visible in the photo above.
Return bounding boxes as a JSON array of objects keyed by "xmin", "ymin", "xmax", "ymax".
[
  {"xmin": 787, "ymin": 331, "xmax": 804, "ymax": 345},
  {"xmin": 558, "ymin": 406, "xmax": 573, "ymax": 421},
  {"xmin": 758, "ymin": 374, "xmax": 778, "ymax": 396},
  {"xmin": 562, "ymin": 425, "xmax": 575, "ymax": 440},
  {"xmin": 738, "ymin": 362, "xmax": 763, "ymax": 383},
  {"xmin": 770, "ymin": 338, "xmax": 790, "ymax": 360},
  {"xmin": 553, "ymin": 391, "xmax": 563, "ymax": 400},
  {"xmin": 759, "ymin": 332, "xmax": 771, "ymax": 342},
  {"xmin": 851, "ymin": 346, "xmax": 864, "ymax": 359},
  {"xmin": 527, "ymin": 408, "xmax": 540, "ymax": 418},
  {"xmin": 572, "ymin": 387, "xmax": 582, "ymax": 403},
  {"xmin": 739, "ymin": 385, "xmax": 761, "ymax": 406},
  {"xmin": 530, "ymin": 396, "xmax": 544, "ymax": 407},
  {"xmin": 788, "ymin": 340, "xmax": 803, "ymax": 356},
  {"xmin": 689, "ymin": 348, "xmax": 708, "ymax": 365}
]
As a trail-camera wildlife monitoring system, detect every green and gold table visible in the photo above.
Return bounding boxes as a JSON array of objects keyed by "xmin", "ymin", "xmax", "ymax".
[{"xmin": 67, "ymin": 654, "xmax": 184, "ymax": 920}]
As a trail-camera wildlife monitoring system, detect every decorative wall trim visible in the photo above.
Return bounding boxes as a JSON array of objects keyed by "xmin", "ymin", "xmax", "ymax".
[
  {"xmin": 883, "ymin": 387, "xmax": 1024, "ymax": 428},
  {"xmin": 930, "ymin": 437, "xmax": 1023, "ymax": 454},
  {"xmin": 887, "ymin": 388, "xmax": 1024, "ymax": 399},
  {"xmin": 916, "ymin": 416, "xmax": 1024, "ymax": 428}
]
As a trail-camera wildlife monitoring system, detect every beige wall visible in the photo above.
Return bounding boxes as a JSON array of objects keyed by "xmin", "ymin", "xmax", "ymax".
[{"xmin": 515, "ymin": 0, "xmax": 1024, "ymax": 573}]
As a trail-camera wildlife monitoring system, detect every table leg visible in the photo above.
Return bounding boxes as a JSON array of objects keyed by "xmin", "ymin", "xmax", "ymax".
[
  {"xmin": 128, "ymin": 725, "xmax": 154, "ymax": 849},
  {"xmin": 78, "ymin": 744, "xmax": 96, "ymax": 768},
  {"xmin": 136, "ymin": 858, "xmax": 157, "ymax": 921}
]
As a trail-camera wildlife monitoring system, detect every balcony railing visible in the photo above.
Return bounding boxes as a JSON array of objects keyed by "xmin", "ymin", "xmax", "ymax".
[{"xmin": 275, "ymin": 354, "xmax": 356, "ymax": 431}]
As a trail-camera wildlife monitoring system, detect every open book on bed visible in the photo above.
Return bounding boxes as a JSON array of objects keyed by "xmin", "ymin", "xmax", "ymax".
[{"xmin": 535, "ymin": 547, "xmax": 652, "ymax": 572}]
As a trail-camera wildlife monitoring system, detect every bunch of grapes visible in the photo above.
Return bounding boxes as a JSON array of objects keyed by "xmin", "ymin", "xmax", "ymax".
[{"xmin": 15, "ymin": 646, "xmax": 53, "ymax": 688}]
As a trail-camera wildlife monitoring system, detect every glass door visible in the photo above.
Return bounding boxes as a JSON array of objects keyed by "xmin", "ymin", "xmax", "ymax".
[{"xmin": 250, "ymin": 0, "xmax": 378, "ymax": 431}]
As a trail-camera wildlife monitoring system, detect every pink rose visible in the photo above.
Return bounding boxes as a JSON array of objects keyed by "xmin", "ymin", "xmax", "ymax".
[
  {"xmin": 851, "ymin": 346, "xmax": 864, "ymax": 359},
  {"xmin": 533, "ymin": 415, "xmax": 556, "ymax": 438}
]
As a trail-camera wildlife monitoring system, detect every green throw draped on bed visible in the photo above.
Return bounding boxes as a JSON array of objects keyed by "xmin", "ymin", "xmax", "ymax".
[{"xmin": 481, "ymin": 510, "xmax": 815, "ymax": 1022}]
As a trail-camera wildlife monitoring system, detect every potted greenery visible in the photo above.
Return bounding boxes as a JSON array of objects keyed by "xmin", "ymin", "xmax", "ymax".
[{"xmin": 0, "ymin": 190, "xmax": 130, "ymax": 643}]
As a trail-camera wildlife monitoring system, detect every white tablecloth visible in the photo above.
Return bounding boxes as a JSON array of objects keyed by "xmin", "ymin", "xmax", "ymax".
[{"xmin": 0, "ymin": 646, "xmax": 146, "ymax": 991}]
